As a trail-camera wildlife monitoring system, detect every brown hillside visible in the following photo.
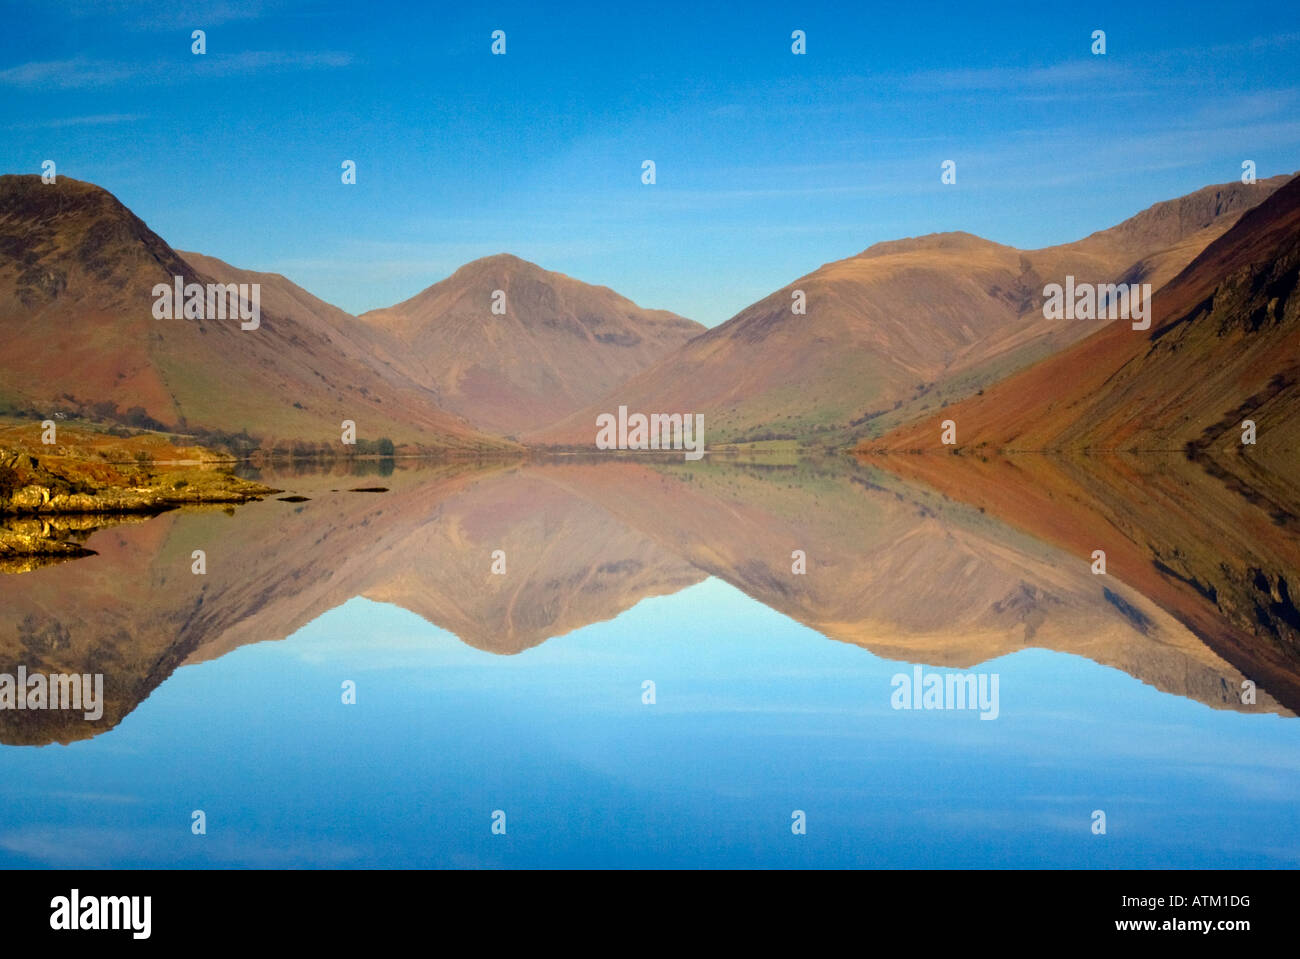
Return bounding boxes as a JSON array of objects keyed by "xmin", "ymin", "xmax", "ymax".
[
  {"xmin": 868, "ymin": 174, "xmax": 1300, "ymax": 457},
  {"xmin": 0, "ymin": 176, "xmax": 508, "ymax": 453},
  {"xmin": 534, "ymin": 176, "xmax": 1290, "ymax": 448},
  {"xmin": 359, "ymin": 254, "xmax": 703, "ymax": 436}
]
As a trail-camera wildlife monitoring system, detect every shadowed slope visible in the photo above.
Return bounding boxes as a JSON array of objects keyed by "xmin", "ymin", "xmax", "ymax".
[{"xmin": 868, "ymin": 174, "xmax": 1300, "ymax": 456}]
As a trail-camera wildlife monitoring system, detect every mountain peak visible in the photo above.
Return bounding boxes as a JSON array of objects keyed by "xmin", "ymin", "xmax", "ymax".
[
  {"xmin": 854, "ymin": 230, "xmax": 1008, "ymax": 260},
  {"xmin": 356, "ymin": 257, "xmax": 703, "ymax": 435},
  {"xmin": 0, "ymin": 174, "xmax": 192, "ymax": 312},
  {"xmin": 452, "ymin": 252, "xmax": 538, "ymax": 276},
  {"xmin": 468, "ymin": 251, "xmax": 532, "ymax": 266},
  {"xmin": 0, "ymin": 173, "xmax": 120, "ymax": 212}
]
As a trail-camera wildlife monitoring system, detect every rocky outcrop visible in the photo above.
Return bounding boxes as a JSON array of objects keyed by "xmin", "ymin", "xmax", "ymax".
[
  {"xmin": 0, "ymin": 426, "xmax": 277, "ymax": 565},
  {"xmin": 1, "ymin": 449, "xmax": 274, "ymax": 516}
]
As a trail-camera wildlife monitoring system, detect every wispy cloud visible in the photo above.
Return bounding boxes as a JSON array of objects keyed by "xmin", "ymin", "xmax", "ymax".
[
  {"xmin": 129, "ymin": 0, "xmax": 274, "ymax": 30},
  {"xmin": 6, "ymin": 113, "xmax": 144, "ymax": 130},
  {"xmin": 0, "ymin": 58, "xmax": 137, "ymax": 89},
  {"xmin": 193, "ymin": 50, "xmax": 354, "ymax": 75},
  {"xmin": 1155, "ymin": 30, "xmax": 1300, "ymax": 63},
  {"xmin": 905, "ymin": 60, "xmax": 1119, "ymax": 93},
  {"xmin": 0, "ymin": 51, "xmax": 353, "ymax": 89},
  {"xmin": 52, "ymin": 0, "xmax": 274, "ymax": 30}
]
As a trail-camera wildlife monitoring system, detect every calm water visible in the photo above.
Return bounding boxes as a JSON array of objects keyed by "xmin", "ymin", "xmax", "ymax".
[{"xmin": 1, "ymin": 457, "xmax": 1297, "ymax": 867}]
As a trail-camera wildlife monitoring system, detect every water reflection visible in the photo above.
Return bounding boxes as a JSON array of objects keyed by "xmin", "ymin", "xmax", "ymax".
[
  {"xmin": 2, "ymin": 454, "xmax": 1296, "ymax": 748},
  {"xmin": 862, "ymin": 449, "xmax": 1300, "ymax": 711}
]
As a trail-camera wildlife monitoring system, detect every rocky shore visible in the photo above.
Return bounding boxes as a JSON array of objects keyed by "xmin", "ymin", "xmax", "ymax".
[{"xmin": 0, "ymin": 423, "xmax": 278, "ymax": 568}]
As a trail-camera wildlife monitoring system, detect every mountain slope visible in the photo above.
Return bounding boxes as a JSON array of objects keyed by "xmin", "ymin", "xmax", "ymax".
[
  {"xmin": 358, "ymin": 254, "xmax": 704, "ymax": 436},
  {"xmin": 868, "ymin": 173, "xmax": 1300, "ymax": 459},
  {"xmin": 533, "ymin": 176, "xmax": 1291, "ymax": 448},
  {"xmin": 0, "ymin": 176, "xmax": 508, "ymax": 453}
]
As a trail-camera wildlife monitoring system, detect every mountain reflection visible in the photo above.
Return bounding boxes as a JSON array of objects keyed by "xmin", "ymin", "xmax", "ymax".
[{"xmin": 2, "ymin": 454, "xmax": 1296, "ymax": 746}]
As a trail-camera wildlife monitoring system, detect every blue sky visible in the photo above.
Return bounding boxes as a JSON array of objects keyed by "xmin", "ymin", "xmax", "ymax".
[{"xmin": 3, "ymin": 0, "xmax": 1298, "ymax": 324}]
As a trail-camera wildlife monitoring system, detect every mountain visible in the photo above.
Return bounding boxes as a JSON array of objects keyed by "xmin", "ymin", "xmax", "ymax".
[
  {"xmin": 532, "ymin": 176, "xmax": 1291, "ymax": 448},
  {"xmin": 0, "ymin": 176, "xmax": 509, "ymax": 453},
  {"xmin": 867, "ymin": 172, "xmax": 1300, "ymax": 461},
  {"xmin": 358, "ymin": 254, "xmax": 704, "ymax": 437}
]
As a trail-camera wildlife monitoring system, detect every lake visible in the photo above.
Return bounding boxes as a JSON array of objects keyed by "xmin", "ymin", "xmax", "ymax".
[{"xmin": 1, "ymin": 455, "xmax": 1297, "ymax": 867}]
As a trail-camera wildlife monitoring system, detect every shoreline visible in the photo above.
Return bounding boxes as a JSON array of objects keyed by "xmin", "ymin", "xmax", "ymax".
[{"xmin": 1, "ymin": 426, "xmax": 279, "ymax": 567}]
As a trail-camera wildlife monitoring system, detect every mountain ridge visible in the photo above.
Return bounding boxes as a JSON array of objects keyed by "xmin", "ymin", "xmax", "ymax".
[
  {"xmin": 865, "ymin": 172, "xmax": 1300, "ymax": 457},
  {"xmin": 531, "ymin": 175, "xmax": 1292, "ymax": 448},
  {"xmin": 0, "ymin": 175, "xmax": 511, "ymax": 453}
]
